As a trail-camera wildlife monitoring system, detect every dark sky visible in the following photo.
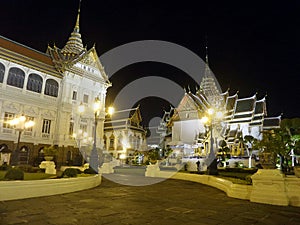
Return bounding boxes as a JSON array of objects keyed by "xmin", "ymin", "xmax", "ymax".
[{"xmin": 0, "ymin": 0, "xmax": 299, "ymax": 125}]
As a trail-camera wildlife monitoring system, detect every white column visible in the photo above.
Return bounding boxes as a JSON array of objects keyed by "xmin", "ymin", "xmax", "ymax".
[{"xmin": 2, "ymin": 63, "xmax": 10, "ymax": 88}]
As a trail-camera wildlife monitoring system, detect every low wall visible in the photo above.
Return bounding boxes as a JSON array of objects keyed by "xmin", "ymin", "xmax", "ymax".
[
  {"xmin": 146, "ymin": 167, "xmax": 300, "ymax": 207},
  {"xmin": 170, "ymin": 172, "xmax": 252, "ymax": 200},
  {"xmin": 0, "ymin": 175, "xmax": 101, "ymax": 201}
]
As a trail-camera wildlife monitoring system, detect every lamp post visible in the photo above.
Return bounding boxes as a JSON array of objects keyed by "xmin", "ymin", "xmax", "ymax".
[
  {"xmin": 201, "ymin": 108, "xmax": 223, "ymax": 175},
  {"xmin": 73, "ymin": 129, "xmax": 91, "ymax": 165},
  {"xmin": 9, "ymin": 115, "xmax": 35, "ymax": 165},
  {"xmin": 77, "ymin": 98, "xmax": 114, "ymax": 173},
  {"xmin": 88, "ymin": 97, "xmax": 101, "ymax": 173}
]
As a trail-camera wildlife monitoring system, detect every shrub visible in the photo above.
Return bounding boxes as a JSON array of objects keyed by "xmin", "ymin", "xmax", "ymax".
[
  {"xmin": 4, "ymin": 168, "xmax": 24, "ymax": 180},
  {"xmin": 83, "ymin": 167, "xmax": 97, "ymax": 174},
  {"xmin": 17, "ymin": 165, "xmax": 33, "ymax": 172},
  {"xmin": 63, "ymin": 168, "xmax": 78, "ymax": 177},
  {"xmin": 0, "ymin": 163, "xmax": 11, "ymax": 171}
]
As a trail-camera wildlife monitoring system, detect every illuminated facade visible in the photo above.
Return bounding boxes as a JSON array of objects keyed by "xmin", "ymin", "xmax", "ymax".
[
  {"xmin": 103, "ymin": 107, "xmax": 147, "ymax": 160},
  {"xmin": 165, "ymin": 54, "xmax": 281, "ymax": 159},
  {"xmin": 0, "ymin": 6, "xmax": 111, "ymax": 166}
]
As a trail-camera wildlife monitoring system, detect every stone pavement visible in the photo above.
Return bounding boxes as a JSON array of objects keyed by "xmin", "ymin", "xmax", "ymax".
[{"xmin": 1, "ymin": 175, "xmax": 300, "ymax": 225}]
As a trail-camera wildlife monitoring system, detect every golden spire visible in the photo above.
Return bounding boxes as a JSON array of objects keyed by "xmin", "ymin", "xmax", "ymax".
[
  {"xmin": 74, "ymin": 0, "xmax": 81, "ymax": 33},
  {"xmin": 61, "ymin": 0, "xmax": 84, "ymax": 55},
  {"xmin": 204, "ymin": 35, "xmax": 210, "ymax": 77}
]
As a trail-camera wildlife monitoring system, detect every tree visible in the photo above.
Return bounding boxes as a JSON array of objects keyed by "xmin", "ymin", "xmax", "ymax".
[
  {"xmin": 217, "ymin": 140, "xmax": 230, "ymax": 167},
  {"xmin": 254, "ymin": 118, "xmax": 300, "ymax": 170},
  {"xmin": 147, "ymin": 148, "xmax": 160, "ymax": 164},
  {"xmin": 281, "ymin": 118, "xmax": 300, "ymax": 166}
]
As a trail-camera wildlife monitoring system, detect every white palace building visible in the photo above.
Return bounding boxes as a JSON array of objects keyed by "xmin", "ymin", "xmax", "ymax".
[
  {"xmin": 159, "ymin": 52, "xmax": 281, "ymax": 162},
  {"xmin": 0, "ymin": 7, "xmax": 111, "ymax": 166}
]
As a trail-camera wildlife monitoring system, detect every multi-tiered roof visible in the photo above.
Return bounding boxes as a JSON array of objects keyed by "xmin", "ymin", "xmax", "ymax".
[
  {"xmin": 167, "ymin": 50, "xmax": 281, "ymax": 143},
  {"xmin": 46, "ymin": 3, "xmax": 110, "ymax": 86}
]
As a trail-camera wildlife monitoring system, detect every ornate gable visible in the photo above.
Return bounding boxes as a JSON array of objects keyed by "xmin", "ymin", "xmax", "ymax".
[
  {"xmin": 176, "ymin": 93, "xmax": 199, "ymax": 112},
  {"xmin": 72, "ymin": 47, "xmax": 110, "ymax": 84},
  {"xmin": 130, "ymin": 107, "xmax": 142, "ymax": 124}
]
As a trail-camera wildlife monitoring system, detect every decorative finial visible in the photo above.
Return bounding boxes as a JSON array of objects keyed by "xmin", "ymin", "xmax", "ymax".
[
  {"xmin": 205, "ymin": 34, "xmax": 209, "ymax": 65},
  {"xmin": 61, "ymin": 0, "xmax": 84, "ymax": 55},
  {"xmin": 75, "ymin": 0, "xmax": 82, "ymax": 32}
]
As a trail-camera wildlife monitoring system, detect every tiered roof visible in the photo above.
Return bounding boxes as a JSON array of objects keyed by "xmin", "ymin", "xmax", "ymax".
[
  {"xmin": 0, "ymin": 35, "xmax": 60, "ymax": 77},
  {"xmin": 45, "ymin": 4, "xmax": 110, "ymax": 86},
  {"xmin": 104, "ymin": 107, "xmax": 145, "ymax": 133},
  {"xmin": 199, "ymin": 46, "xmax": 222, "ymax": 107},
  {"xmin": 46, "ymin": 5, "xmax": 86, "ymax": 73}
]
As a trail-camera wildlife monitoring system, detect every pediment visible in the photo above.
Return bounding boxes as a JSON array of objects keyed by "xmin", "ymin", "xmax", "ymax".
[
  {"xmin": 176, "ymin": 94, "xmax": 198, "ymax": 112},
  {"xmin": 80, "ymin": 51, "xmax": 98, "ymax": 67},
  {"xmin": 72, "ymin": 47, "xmax": 110, "ymax": 84}
]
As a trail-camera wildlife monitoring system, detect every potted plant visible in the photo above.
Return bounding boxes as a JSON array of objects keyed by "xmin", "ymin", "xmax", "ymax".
[{"xmin": 42, "ymin": 146, "xmax": 57, "ymax": 161}]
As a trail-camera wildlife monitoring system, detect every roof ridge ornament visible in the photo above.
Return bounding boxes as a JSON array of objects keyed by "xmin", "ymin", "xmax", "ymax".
[{"xmin": 61, "ymin": 0, "xmax": 84, "ymax": 55}]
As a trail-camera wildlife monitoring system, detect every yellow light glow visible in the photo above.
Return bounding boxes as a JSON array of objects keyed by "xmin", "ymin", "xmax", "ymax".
[
  {"xmin": 207, "ymin": 108, "xmax": 214, "ymax": 115},
  {"xmin": 119, "ymin": 153, "xmax": 126, "ymax": 159},
  {"xmin": 93, "ymin": 101, "xmax": 101, "ymax": 112},
  {"xmin": 78, "ymin": 103, "xmax": 85, "ymax": 114},
  {"xmin": 107, "ymin": 106, "xmax": 115, "ymax": 116},
  {"xmin": 24, "ymin": 120, "xmax": 35, "ymax": 128},
  {"xmin": 9, "ymin": 118, "xmax": 19, "ymax": 126},
  {"xmin": 201, "ymin": 116, "xmax": 209, "ymax": 124},
  {"xmin": 19, "ymin": 115, "xmax": 26, "ymax": 122}
]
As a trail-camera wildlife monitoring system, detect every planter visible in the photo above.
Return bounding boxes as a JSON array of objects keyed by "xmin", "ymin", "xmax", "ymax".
[
  {"xmin": 261, "ymin": 163, "xmax": 276, "ymax": 169},
  {"xmin": 44, "ymin": 156, "xmax": 54, "ymax": 161}
]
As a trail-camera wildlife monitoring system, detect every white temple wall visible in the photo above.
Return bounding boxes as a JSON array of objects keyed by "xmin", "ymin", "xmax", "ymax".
[{"xmin": 172, "ymin": 119, "xmax": 206, "ymax": 145}]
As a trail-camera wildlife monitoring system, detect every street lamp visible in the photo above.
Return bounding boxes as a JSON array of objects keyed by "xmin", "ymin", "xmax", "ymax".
[
  {"xmin": 201, "ymin": 108, "xmax": 223, "ymax": 175},
  {"xmin": 9, "ymin": 115, "xmax": 35, "ymax": 165},
  {"xmin": 78, "ymin": 98, "xmax": 114, "ymax": 173},
  {"xmin": 89, "ymin": 97, "xmax": 102, "ymax": 173}
]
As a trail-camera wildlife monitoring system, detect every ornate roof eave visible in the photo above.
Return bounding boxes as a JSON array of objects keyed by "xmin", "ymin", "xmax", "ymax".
[
  {"xmin": 129, "ymin": 106, "xmax": 142, "ymax": 123},
  {"xmin": 256, "ymin": 96, "xmax": 267, "ymax": 116},
  {"xmin": 188, "ymin": 92, "xmax": 209, "ymax": 113},
  {"xmin": 233, "ymin": 93, "xmax": 257, "ymax": 113},
  {"xmin": 89, "ymin": 46, "xmax": 111, "ymax": 85},
  {"xmin": 47, "ymin": 44, "xmax": 86, "ymax": 73}
]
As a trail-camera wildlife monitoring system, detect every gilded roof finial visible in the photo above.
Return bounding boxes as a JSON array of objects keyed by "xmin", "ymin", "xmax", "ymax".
[
  {"xmin": 205, "ymin": 35, "xmax": 209, "ymax": 65},
  {"xmin": 203, "ymin": 34, "xmax": 211, "ymax": 78},
  {"xmin": 61, "ymin": 0, "xmax": 84, "ymax": 55},
  {"xmin": 75, "ymin": 0, "xmax": 81, "ymax": 33}
]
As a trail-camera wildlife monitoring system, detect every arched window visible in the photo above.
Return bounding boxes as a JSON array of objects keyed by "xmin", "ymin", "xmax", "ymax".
[
  {"xmin": 0, "ymin": 62, "xmax": 4, "ymax": 83},
  {"xmin": 7, "ymin": 67, "xmax": 25, "ymax": 88},
  {"xmin": 44, "ymin": 79, "xmax": 59, "ymax": 97},
  {"xmin": 27, "ymin": 73, "xmax": 43, "ymax": 93}
]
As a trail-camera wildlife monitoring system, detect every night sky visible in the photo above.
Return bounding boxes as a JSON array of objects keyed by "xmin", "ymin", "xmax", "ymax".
[{"xmin": 0, "ymin": 0, "xmax": 299, "ymax": 126}]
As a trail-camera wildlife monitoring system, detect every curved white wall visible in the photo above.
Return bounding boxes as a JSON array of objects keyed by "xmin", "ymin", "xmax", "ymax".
[{"xmin": 0, "ymin": 175, "xmax": 101, "ymax": 201}]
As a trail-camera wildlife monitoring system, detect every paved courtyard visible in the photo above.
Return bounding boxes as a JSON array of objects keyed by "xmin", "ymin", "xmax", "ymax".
[{"xmin": 1, "ymin": 175, "xmax": 300, "ymax": 225}]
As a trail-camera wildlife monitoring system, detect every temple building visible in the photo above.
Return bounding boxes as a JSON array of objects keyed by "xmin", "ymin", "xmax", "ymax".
[
  {"xmin": 0, "ymin": 5, "xmax": 111, "ymax": 166},
  {"xmin": 103, "ymin": 106, "xmax": 147, "ymax": 161},
  {"xmin": 163, "ymin": 51, "xmax": 281, "ymax": 160}
]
